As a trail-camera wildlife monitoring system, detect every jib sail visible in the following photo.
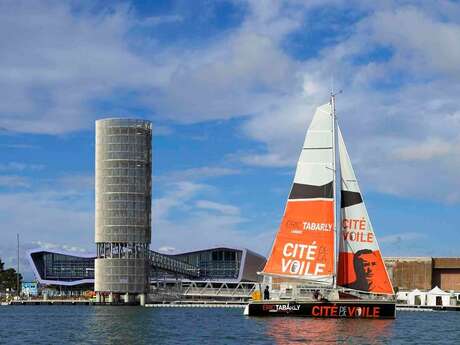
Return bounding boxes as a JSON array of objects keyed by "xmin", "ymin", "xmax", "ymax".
[{"xmin": 337, "ymin": 127, "xmax": 394, "ymax": 294}]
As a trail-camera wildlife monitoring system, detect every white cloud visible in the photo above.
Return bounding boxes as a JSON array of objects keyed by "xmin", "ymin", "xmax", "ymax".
[
  {"xmin": 0, "ymin": 0, "xmax": 301, "ymax": 132},
  {"xmin": 0, "ymin": 190, "xmax": 93, "ymax": 242},
  {"xmin": 157, "ymin": 246, "xmax": 176, "ymax": 253},
  {"xmin": 0, "ymin": 144, "xmax": 39, "ymax": 149},
  {"xmin": 366, "ymin": 6, "xmax": 460, "ymax": 77},
  {"xmin": 0, "ymin": 162, "xmax": 45, "ymax": 172},
  {"xmin": 380, "ymin": 232, "xmax": 427, "ymax": 245},
  {"xmin": 139, "ymin": 15, "xmax": 183, "ymax": 27},
  {"xmin": 155, "ymin": 166, "xmax": 241, "ymax": 183},
  {"xmin": 195, "ymin": 200, "xmax": 240, "ymax": 216},
  {"xmin": 392, "ymin": 138, "xmax": 452, "ymax": 161},
  {"xmin": 32, "ymin": 241, "xmax": 89, "ymax": 253},
  {"xmin": 379, "ymin": 231, "xmax": 432, "ymax": 257},
  {"xmin": 229, "ymin": 2, "xmax": 460, "ymax": 204},
  {"xmin": 151, "ymin": 167, "xmax": 273, "ymax": 256},
  {"xmin": 153, "ymin": 180, "xmax": 208, "ymax": 219},
  {"xmin": 0, "ymin": 186, "xmax": 94, "ymax": 278},
  {"xmin": 239, "ymin": 152, "xmax": 294, "ymax": 167},
  {"xmin": 0, "ymin": 175, "xmax": 30, "ymax": 188},
  {"xmin": 153, "ymin": 125, "xmax": 174, "ymax": 136},
  {"xmin": 153, "ymin": 210, "xmax": 272, "ymax": 256},
  {"xmin": 56, "ymin": 174, "xmax": 94, "ymax": 190},
  {"xmin": 149, "ymin": 31, "xmax": 298, "ymax": 123},
  {"xmin": 0, "ymin": 1, "xmax": 166, "ymax": 134}
]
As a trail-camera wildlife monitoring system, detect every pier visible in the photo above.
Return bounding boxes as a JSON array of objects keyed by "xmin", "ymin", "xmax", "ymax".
[
  {"xmin": 9, "ymin": 300, "xmax": 95, "ymax": 305},
  {"xmin": 145, "ymin": 301, "xmax": 246, "ymax": 308},
  {"xmin": 396, "ymin": 304, "xmax": 460, "ymax": 312},
  {"xmin": 4, "ymin": 300, "xmax": 460, "ymax": 312},
  {"xmin": 3, "ymin": 299, "xmax": 247, "ymax": 307}
]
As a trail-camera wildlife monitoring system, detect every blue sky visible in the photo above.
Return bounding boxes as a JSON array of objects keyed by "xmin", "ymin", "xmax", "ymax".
[{"xmin": 1, "ymin": 0, "xmax": 460, "ymax": 278}]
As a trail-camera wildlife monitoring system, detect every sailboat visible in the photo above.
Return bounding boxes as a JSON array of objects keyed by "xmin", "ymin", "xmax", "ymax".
[{"xmin": 244, "ymin": 94, "xmax": 396, "ymax": 319}]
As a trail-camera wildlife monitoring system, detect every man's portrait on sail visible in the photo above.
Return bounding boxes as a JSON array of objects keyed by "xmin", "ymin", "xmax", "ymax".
[{"xmin": 344, "ymin": 249, "xmax": 386, "ymax": 292}]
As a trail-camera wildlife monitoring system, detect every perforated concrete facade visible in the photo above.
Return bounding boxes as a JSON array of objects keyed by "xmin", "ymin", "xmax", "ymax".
[{"xmin": 95, "ymin": 118, "xmax": 152, "ymax": 294}]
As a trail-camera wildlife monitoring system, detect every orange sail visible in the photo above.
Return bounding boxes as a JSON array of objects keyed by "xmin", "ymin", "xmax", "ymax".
[
  {"xmin": 337, "ymin": 128, "xmax": 394, "ymax": 294},
  {"xmin": 262, "ymin": 103, "xmax": 336, "ymax": 283}
]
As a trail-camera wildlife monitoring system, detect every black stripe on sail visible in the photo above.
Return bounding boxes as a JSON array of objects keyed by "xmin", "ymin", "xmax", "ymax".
[
  {"xmin": 341, "ymin": 190, "xmax": 363, "ymax": 208},
  {"xmin": 289, "ymin": 182, "xmax": 333, "ymax": 199},
  {"xmin": 303, "ymin": 146, "xmax": 333, "ymax": 150}
]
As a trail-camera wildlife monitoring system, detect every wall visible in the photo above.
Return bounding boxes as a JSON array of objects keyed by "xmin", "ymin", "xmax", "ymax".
[{"xmin": 384, "ymin": 257, "xmax": 432, "ymax": 291}]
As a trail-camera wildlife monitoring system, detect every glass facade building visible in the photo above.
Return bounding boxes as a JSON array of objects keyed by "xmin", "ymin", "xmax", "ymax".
[
  {"xmin": 173, "ymin": 249, "xmax": 242, "ymax": 280},
  {"xmin": 27, "ymin": 247, "xmax": 267, "ymax": 288},
  {"xmin": 39, "ymin": 252, "xmax": 94, "ymax": 281},
  {"xmin": 27, "ymin": 249, "xmax": 95, "ymax": 286}
]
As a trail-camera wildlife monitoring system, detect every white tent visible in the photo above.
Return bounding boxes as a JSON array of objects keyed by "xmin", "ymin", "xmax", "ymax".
[
  {"xmin": 407, "ymin": 289, "xmax": 426, "ymax": 306},
  {"xmin": 396, "ymin": 291, "xmax": 409, "ymax": 303},
  {"xmin": 426, "ymin": 286, "xmax": 451, "ymax": 306}
]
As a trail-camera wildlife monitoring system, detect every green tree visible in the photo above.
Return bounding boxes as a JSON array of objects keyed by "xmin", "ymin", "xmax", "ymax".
[{"xmin": 0, "ymin": 258, "xmax": 22, "ymax": 293}]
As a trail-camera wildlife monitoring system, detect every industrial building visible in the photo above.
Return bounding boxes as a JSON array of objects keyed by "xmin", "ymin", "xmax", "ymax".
[
  {"xmin": 95, "ymin": 118, "xmax": 152, "ymax": 304},
  {"xmin": 385, "ymin": 257, "xmax": 460, "ymax": 292}
]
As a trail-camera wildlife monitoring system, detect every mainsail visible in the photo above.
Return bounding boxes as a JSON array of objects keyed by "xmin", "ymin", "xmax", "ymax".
[
  {"xmin": 262, "ymin": 103, "xmax": 335, "ymax": 283},
  {"xmin": 337, "ymin": 127, "xmax": 394, "ymax": 294}
]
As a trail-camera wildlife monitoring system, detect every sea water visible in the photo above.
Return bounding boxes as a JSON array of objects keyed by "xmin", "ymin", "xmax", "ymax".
[{"xmin": 0, "ymin": 306, "xmax": 458, "ymax": 344}]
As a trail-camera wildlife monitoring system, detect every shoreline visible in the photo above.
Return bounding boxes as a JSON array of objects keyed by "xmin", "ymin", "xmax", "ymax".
[{"xmin": 3, "ymin": 300, "xmax": 460, "ymax": 312}]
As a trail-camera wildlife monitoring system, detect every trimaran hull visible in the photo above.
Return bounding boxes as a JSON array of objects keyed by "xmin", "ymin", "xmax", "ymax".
[{"xmin": 245, "ymin": 300, "xmax": 396, "ymax": 319}]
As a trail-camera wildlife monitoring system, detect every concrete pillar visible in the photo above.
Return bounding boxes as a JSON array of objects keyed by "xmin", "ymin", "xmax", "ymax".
[
  {"xmin": 43, "ymin": 293, "xmax": 48, "ymax": 301},
  {"xmin": 124, "ymin": 293, "xmax": 131, "ymax": 304},
  {"xmin": 95, "ymin": 292, "xmax": 101, "ymax": 303},
  {"xmin": 139, "ymin": 293, "xmax": 146, "ymax": 306},
  {"xmin": 108, "ymin": 293, "xmax": 114, "ymax": 303}
]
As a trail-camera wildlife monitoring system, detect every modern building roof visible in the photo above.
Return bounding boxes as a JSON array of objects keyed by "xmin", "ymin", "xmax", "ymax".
[
  {"xmin": 27, "ymin": 248, "xmax": 95, "ymax": 287},
  {"xmin": 27, "ymin": 246, "xmax": 266, "ymax": 287}
]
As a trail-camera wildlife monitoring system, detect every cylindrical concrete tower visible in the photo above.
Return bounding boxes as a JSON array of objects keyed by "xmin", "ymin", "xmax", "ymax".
[{"xmin": 95, "ymin": 118, "xmax": 152, "ymax": 298}]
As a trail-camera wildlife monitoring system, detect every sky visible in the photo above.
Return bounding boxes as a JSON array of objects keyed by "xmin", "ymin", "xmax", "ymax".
[{"xmin": 1, "ymin": 0, "xmax": 460, "ymax": 279}]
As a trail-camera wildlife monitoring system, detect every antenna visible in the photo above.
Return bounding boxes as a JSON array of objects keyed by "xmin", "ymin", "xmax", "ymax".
[
  {"xmin": 331, "ymin": 89, "xmax": 343, "ymax": 98},
  {"xmin": 329, "ymin": 74, "xmax": 342, "ymax": 108},
  {"xmin": 17, "ymin": 233, "xmax": 20, "ymax": 298},
  {"xmin": 331, "ymin": 75, "xmax": 334, "ymax": 96}
]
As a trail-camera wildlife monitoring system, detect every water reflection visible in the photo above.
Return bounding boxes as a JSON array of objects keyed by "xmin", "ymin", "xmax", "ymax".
[
  {"xmin": 265, "ymin": 317, "xmax": 394, "ymax": 344},
  {"xmin": 81, "ymin": 306, "xmax": 153, "ymax": 345}
]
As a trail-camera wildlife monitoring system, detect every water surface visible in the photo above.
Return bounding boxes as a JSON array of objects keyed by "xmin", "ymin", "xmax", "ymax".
[{"xmin": 0, "ymin": 306, "xmax": 458, "ymax": 344}]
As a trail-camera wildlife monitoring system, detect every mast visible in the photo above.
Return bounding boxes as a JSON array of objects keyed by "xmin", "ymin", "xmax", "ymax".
[{"xmin": 331, "ymin": 92, "xmax": 340, "ymax": 289}]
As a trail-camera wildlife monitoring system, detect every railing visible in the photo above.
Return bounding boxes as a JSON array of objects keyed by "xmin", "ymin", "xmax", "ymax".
[
  {"xmin": 149, "ymin": 251, "xmax": 200, "ymax": 278},
  {"xmin": 182, "ymin": 281, "xmax": 257, "ymax": 298},
  {"xmin": 263, "ymin": 283, "xmax": 395, "ymax": 301}
]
